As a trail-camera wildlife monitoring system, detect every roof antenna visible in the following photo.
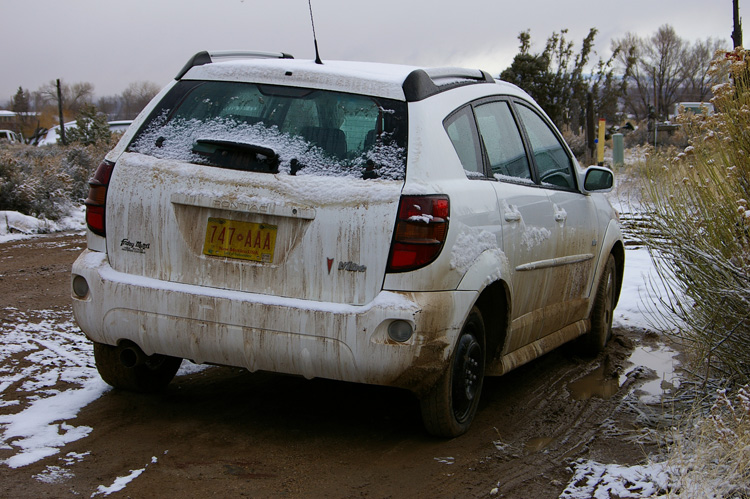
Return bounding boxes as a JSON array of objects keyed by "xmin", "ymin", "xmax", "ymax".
[{"xmin": 308, "ymin": 0, "xmax": 323, "ymax": 64}]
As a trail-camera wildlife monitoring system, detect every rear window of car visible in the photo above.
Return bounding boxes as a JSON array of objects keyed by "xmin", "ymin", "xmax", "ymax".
[{"xmin": 128, "ymin": 81, "xmax": 408, "ymax": 180}]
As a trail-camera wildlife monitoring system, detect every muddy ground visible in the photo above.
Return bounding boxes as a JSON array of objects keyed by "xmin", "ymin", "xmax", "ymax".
[{"xmin": 0, "ymin": 232, "xmax": 669, "ymax": 498}]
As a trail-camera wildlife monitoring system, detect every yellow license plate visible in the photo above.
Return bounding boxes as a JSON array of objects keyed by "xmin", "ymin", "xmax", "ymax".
[{"xmin": 203, "ymin": 217, "xmax": 277, "ymax": 263}]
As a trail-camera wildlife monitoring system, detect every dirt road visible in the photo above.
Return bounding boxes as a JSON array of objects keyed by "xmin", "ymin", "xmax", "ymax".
[{"xmin": 0, "ymin": 232, "xmax": 661, "ymax": 498}]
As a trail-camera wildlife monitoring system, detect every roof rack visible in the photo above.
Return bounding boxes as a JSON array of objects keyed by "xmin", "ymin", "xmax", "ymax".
[
  {"xmin": 402, "ymin": 67, "xmax": 495, "ymax": 102},
  {"xmin": 175, "ymin": 50, "xmax": 294, "ymax": 80}
]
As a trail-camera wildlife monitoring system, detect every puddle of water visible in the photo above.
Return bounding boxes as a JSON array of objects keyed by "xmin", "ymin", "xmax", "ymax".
[
  {"xmin": 525, "ymin": 436, "xmax": 555, "ymax": 453},
  {"xmin": 568, "ymin": 364, "xmax": 620, "ymax": 401},
  {"xmin": 627, "ymin": 344, "xmax": 680, "ymax": 403}
]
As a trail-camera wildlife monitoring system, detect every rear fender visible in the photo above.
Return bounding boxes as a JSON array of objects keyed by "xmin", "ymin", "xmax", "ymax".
[
  {"xmin": 456, "ymin": 248, "xmax": 510, "ymax": 294},
  {"xmin": 456, "ymin": 249, "xmax": 512, "ymax": 368}
]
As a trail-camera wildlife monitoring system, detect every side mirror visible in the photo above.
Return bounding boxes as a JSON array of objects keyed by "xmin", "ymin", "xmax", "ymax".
[{"xmin": 581, "ymin": 166, "xmax": 614, "ymax": 194}]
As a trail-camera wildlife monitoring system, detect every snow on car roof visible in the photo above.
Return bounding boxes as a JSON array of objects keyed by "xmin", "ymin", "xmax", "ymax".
[{"xmin": 182, "ymin": 58, "xmax": 423, "ymax": 100}]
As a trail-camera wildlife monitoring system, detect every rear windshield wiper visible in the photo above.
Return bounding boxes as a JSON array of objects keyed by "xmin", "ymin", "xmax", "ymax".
[{"xmin": 192, "ymin": 138, "xmax": 280, "ymax": 173}]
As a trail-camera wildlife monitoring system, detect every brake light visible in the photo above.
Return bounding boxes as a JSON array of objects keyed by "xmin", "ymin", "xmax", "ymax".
[
  {"xmin": 85, "ymin": 160, "xmax": 115, "ymax": 237},
  {"xmin": 387, "ymin": 195, "xmax": 449, "ymax": 272}
]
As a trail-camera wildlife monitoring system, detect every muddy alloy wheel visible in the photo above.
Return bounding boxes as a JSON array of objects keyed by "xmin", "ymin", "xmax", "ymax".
[
  {"xmin": 420, "ymin": 307, "xmax": 486, "ymax": 438},
  {"xmin": 93, "ymin": 341, "xmax": 182, "ymax": 393},
  {"xmin": 581, "ymin": 254, "xmax": 616, "ymax": 355}
]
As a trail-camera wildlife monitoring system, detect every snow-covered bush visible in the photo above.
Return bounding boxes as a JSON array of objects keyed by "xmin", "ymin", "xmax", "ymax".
[
  {"xmin": 0, "ymin": 141, "xmax": 110, "ymax": 220},
  {"xmin": 640, "ymin": 48, "xmax": 750, "ymax": 383}
]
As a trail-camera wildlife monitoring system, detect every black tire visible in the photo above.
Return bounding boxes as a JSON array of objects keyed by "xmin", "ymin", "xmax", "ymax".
[
  {"xmin": 93, "ymin": 341, "xmax": 182, "ymax": 393},
  {"xmin": 581, "ymin": 254, "xmax": 617, "ymax": 355},
  {"xmin": 420, "ymin": 307, "xmax": 486, "ymax": 438}
]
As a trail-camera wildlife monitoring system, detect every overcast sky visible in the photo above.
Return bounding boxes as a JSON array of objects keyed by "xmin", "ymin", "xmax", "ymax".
[{"xmin": 1, "ymin": 0, "xmax": 733, "ymax": 104}]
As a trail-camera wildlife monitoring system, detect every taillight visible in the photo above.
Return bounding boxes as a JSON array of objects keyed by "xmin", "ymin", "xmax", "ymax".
[
  {"xmin": 85, "ymin": 160, "xmax": 115, "ymax": 237},
  {"xmin": 387, "ymin": 195, "xmax": 449, "ymax": 272}
]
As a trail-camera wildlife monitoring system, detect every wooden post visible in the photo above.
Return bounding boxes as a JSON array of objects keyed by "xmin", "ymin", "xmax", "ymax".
[
  {"xmin": 732, "ymin": 0, "xmax": 743, "ymax": 49},
  {"xmin": 56, "ymin": 79, "xmax": 66, "ymax": 146},
  {"xmin": 586, "ymin": 92, "xmax": 595, "ymax": 164}
]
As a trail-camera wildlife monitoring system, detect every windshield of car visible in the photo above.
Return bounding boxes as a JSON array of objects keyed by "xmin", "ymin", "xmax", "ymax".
[{"xmin": 128, "ymin": 81, "xmax": 408, "ymax": 180}]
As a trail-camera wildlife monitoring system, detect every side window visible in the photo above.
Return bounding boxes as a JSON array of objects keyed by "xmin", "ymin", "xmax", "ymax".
[
  {"xmin": 516, "ymin": 104, "xmax": 576, "ymax": 189},
  {"xmin": 474, "ymin": 101, "xmax": 532, "ymax": 181},
  {"xmin": 444, "ymin": 106, "xmax": 483, "ymax": 176}
]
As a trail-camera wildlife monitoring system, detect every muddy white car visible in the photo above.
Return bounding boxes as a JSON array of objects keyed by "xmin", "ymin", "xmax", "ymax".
[{"xmin": 71, "ymin": 50, "xmax": 623, "ymax": 437}]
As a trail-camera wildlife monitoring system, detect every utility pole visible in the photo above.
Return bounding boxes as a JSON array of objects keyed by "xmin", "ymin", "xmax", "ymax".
[
  {"xmin": 733, "ymin": 0, "xmax": 743, "ymax": 49},
  {"xmin": 56, "ymin": 79, "xmax": 66, "ymax": 146}
]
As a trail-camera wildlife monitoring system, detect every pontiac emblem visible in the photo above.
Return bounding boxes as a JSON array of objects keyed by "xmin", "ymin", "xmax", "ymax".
[{"xmin": 327, "ymin": 258, "xmax": 334, "ymax": 274}]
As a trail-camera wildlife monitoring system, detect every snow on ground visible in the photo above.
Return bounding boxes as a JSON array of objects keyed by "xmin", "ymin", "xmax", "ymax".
[{"xmin": 0, "ymin": 206, "xmax": 86, "ymax": 243}]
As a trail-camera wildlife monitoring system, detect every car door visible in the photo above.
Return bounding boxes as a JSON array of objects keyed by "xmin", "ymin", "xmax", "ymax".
[
  {"xmin": 473, "ymin": 99, "xmax": 559, "ymax": 350},
  {"xmin": 513, "ymin": 102, "xmax": 601, "ymax": 334}
]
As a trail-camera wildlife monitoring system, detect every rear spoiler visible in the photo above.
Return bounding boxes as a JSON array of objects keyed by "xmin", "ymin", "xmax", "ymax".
[{"xmin": 402, "ymin": 67, "xmax": 495, "ymax": 102}]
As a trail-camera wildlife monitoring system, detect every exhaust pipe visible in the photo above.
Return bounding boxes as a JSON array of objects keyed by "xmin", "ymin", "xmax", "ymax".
[{"xmin": 119, "ymin": 342, "xmax": 147, "ymax": 368}]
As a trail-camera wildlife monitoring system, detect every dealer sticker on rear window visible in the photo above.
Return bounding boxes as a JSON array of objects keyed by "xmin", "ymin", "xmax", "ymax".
[{"xmin": 203, "ymin": 217, "xmax": 277, "ymax": 263}]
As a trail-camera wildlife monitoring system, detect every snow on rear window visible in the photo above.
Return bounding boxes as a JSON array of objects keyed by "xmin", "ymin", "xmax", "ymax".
[{"xmin": 128, "ymin": 81, "xmax": 407, "ymax": 181}]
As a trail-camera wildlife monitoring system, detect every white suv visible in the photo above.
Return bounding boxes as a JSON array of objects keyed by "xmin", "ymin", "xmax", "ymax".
[{"xmin": 72, "ymin": 50, "xmax": 623, "ymax": 437}]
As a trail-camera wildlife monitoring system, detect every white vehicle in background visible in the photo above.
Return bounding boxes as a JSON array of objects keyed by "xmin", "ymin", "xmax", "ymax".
[
  {"xmin": 672, "ymin": 101, "xmax": 715, "ymax": 118},
  {"xmin": 36, "ymin": 120, "xmax": 133, "ymax": 145},
  {"xmin": 0, "ymin": 129, "xmax": 22, "ymax": 143},
  {"xmin": 71, "ymin": 50, "xmax": 623, "ymax": 437}
]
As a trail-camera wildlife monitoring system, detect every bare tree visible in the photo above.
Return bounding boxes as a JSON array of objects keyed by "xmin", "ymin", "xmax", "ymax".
[
  {"xmin": 34, "ymin": 80, "xmax": 95, "ymax": 117},
  {"xmin": 648, "ymin": 25, "xmax": 686, "ymax": 118},
  {"xmin": 615, "ymin": 25, "xmax": 729, "ymax": 120},
  {"xmin": 121, "ymin": 81, "xmax": 160, "ymax": 120},
  {"xmin": 680, "ymin": 38, "xmax": 727, "ymax": 102},
  {"xmin": 97, "ymin": 95, "xmax": 122, "ymax": 120}
]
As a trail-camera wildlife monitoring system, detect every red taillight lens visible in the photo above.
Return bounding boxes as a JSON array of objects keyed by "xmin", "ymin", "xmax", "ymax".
[
  {"xmin": 387, "ymin": 195, "xmax": 450, "ymax": 272},
  {"xmin": 85, "ymin": 160, "xmax": 115, "ymax": 237}
]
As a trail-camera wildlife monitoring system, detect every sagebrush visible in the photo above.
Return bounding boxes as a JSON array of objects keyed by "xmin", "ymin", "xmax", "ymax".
[
  {"xmin": 640, "ymin": 48, "xmax": 750, "ymax": 383},
  {"xmin": 0, "ymin": 140, "xmax": 111, "ymax": 220}
]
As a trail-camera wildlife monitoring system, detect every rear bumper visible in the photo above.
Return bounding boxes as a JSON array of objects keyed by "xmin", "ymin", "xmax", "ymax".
[{"xmin": 72, "ymin": 250, "xmax": 476, "ymax": 393}]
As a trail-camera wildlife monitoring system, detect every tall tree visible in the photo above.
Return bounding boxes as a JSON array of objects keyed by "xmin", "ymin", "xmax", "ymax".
[
  {"xmin": 9, "ymin": 87, "xmax": 37, "ymax": 138},
  {"xmin": 10, "ymin": 87, "xmax": 29, "ymax": 113},
  {"xmin": 614, "ymin": 25, "xmax": 728, "ymax": 120},
  {"xmin": 680, "ymin": 38, "xmax": 727, "ymax": 102},
  {"xmin": 501, "ymin": 28, "xmax": 626, "ymax": 131},
  {"xmin": 34, "ymin": 80, "xmax": 95, "ymax": 117},
  {"xmin": 120, "ymin": 81, "xmax": 160, "ymax": 120}
]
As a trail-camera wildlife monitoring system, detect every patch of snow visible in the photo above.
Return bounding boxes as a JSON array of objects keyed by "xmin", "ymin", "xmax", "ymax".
[
  {"xmin": 521, "ymin": 226, "xmax": 551, "ymax": 249},
  {"xmin": 613, "ymin": 247, "xmax": 665, "ymax": 330},
  {"xmin": 0, "ymin": 206, "xmax": 85, "ymax": 243},
  {"xmin": 450, "ymin": 225, "xmax": 498, "ymax": 271},
  {"xmin": 91, "ymin": 458, "xmax": 154, "ymax": 497},
  {"xmin": 560, "ymin": 459, "xmax": 671, "ymax": 499},
  {"xmin": 0, "ymin": 309, "xmax": 108, "ymax": 468}
]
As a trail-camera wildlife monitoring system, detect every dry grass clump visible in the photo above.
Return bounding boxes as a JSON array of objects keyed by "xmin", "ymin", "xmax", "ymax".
[
  {"xmin": 639, "ymin": 48, "xmax": 750, "ymax": 383},
  {"xmin": 662, "ymin": 385, "xmax": 750, "ymax": 498}
]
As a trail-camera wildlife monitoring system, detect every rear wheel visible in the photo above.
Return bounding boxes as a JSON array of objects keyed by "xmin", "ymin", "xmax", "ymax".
[
  {"xmin": 420, "ymin": 307, "xmax": 486, "ymax": 438},
  {"xmin": 93, "ymin": 341, "xmax": 182, "ymax": 393},
  {"xmin": 581, "ymin": 254, "xmax": 617, "ymax": 355}
]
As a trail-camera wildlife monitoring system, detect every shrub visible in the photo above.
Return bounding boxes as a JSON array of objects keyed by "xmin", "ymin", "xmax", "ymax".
[
  {"xmin": 0, "ymin": 140, "xmax": 110, "ymax": 220},
  {"xmin": 662, "ymin": 385, "xmax": 750, "ymax": 498},
  {"xmin": 64, "ymin": 103, "xmax": 113, "ymax": 146},
  {"xmin": 639, "ymin": 48, "xmax": 750, "ymax": 383}
]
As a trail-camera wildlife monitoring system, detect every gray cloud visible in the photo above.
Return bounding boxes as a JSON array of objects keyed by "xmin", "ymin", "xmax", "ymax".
[{"xmin": 2, "ymin": 0, "xmax": 731, "ymax": 102}]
